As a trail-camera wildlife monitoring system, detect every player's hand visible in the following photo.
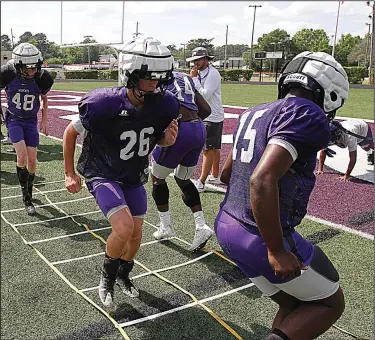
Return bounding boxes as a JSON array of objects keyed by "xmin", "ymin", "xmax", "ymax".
[
  {"xmin": 163, "ymin": 119, "xmax": 178, "ymax": 146},
  {"xmin": 268, "ymin": 248, "xmax": 308, "ymax": 281},
  {"xmin": 65, "ymin": 173, "xmax": 82, "ymax": 193},
  {"xmin": 190, "ymin": 65, "xmax": 198, "ymax": 78},
  {"xmin": 315, "ymin": 169, "xmax": 324, "ymax": 175},
  {"xmin": 339, "ymin": 174, "xmax": 350, "ymax": 182},
  {"xmin": 40, "ymin": 117, "xmax": 48, "ymax": 136}
]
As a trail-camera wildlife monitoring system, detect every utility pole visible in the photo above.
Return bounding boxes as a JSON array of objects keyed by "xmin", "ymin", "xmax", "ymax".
[
  {"xmin": 365, "ymin": 23, "xmax": 371, "ymax": 68},
  {"xmin": 181, "ymin": 43, "xmax": 186, "ymax": 68},
  {"xmin": 84, "ymin": 35, "xmax": 92, "ymax": 69},
  {"xmin": 10, "ymin": 29, "xmax": 15, "ymax": 48},
  {"xmin": 224, "ymin": 25, "xmax": 228, "ymax": 69},
  {"xmin": 332, "ymin": 0, "xmax": 342, "ymax": 57},
  {"xmin": 368, "ymin": 1, "xmax": 375, "ymax": 84},
  {"xmin": 133, "ymin": 22, "xmax": 140, "ymax": 39},
  {"xmin": 249, "ymin": 4, "xmax": 262, "ymax": 68}
]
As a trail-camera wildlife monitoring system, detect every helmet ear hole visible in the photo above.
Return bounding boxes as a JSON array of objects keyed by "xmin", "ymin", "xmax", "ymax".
[{"xmin": 330, "ymin": 91, "xmax": 338, "ymax": 102}]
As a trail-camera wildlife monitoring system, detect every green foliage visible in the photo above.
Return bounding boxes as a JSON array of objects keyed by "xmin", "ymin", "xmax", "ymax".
[
  {"xmin": 1, "ymin": 34, "xmax": 12, "ymax": 50},
  {"xmin": 218, "ymin": 69, "xmax": 253, "ymax": 81},
  {"xmin": 186, "ymin": 38, "xmax": 215, "ymax": 57},
  {"xmin": 335, "ymin": 34, "xmax": 362, "ymax": 66},
  {"xmin": 64, "ymin": 70, "xmax": 99, "ymax": 79},
  {"xmin": 292, "ymin": 28, "xmax": 330, "ymax": 54},
  {"xmin": 49, "ymin": 71, "xmax": 57, "ymax": 79},
  {"xmin": 97, "ymin": 70, "xmax": 118, "ymax": 80},
  {"xmin": 348, "ymin": 35, "xmax": 370, "ymax": 67},
  {"xmin": 343, "ymin": 67, "xmax": 367, "ymax": 84}
]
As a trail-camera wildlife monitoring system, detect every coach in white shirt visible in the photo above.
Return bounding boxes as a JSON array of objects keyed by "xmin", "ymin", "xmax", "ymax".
[{"xmin": 187, "ymin": 47, "xmax": 225, "ymax": 192}]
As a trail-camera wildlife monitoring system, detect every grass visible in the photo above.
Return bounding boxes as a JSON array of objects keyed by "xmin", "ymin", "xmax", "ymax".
[
  {"xmin": 51, "ymin": 82, "xmax": 374, "ymax": 121},
  {"xmin": 1, "ymin": 131, "xmax": 373, "ymax": 340}
]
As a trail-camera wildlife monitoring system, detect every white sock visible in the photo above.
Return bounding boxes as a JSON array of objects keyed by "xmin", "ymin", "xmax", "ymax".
[
  {"xmin": 159, "ymin": 211, "xmax": 171, "ymax": 227},
  {"xmin": 367, "ymin": 149, "xmax": 374, "ymax": 155},
  {"xmin": 193, "ymin": 211, "xmax": 206, "ymax": 229}
]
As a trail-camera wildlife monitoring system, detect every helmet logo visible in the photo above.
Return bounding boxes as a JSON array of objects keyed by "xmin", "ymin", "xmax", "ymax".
[{"xmin": 284, "ymin": 73, "xmax": 308, "ymax": 85}]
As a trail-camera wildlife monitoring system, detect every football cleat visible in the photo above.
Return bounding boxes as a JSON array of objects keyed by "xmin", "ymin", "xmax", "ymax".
[
  {"xmin": 116, "ymin": 276, "xmax": 139, "ymax": 298},
  {"xmin": 153, "ymin": 223, "xmax": 175, "ymax": 240},
  {"xmin": 98, "ymin": 271, "xmax": 115, "ymax": 307},
  {"xmin": 190, "ymin": 225, "xmax": 214, "ymax": 252},
  {"xmin": 194, "ymin": 180, "xmax": 205, "ymax": 193}
]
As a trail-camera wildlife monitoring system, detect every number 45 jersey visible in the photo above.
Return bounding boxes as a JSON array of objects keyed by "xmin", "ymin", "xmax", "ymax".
[
  {"xmin": 77, "ymin": 86, "xmax": 180, "ymax": 187},
  {"xmin": 221, "ymin": 97, "xmax": 330, "ymax": 233},
  {"xmin": 0, "ymin": 63, "xmax": 54, "ymax": 119}
]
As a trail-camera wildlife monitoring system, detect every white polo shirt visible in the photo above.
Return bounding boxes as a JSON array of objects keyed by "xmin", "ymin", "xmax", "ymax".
[
  {"xmin": 337, "ymin": 119, "xmax": 369, "ymax": 152},
  {"xmin": 192, "ymin": 64, "xmax": 224, "ymax": 123}
]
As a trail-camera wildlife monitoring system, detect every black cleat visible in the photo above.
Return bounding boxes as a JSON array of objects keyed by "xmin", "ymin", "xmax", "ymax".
[
  {"xmin": 116, "ymin": 276, "xmax": 139, "ymax": 298},
  {"xmin": 98, "ymin": 271, "xmax": 115, "ymax": 307}
]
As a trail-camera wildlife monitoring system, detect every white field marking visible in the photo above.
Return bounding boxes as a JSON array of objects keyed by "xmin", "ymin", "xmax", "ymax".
[
  {"xmin": 224, "ymin": 112, "xmax": 239, "ymax": 119},
  {"xmin": 306, "ymin": 215, "xmax": 374, "ymax": 241},
  {"xmin": 49, "ymin": 105, "xmax": 79, "ymax": 112},
  {"xmin": 48, "ymin": 94, "xmax": 82, "ymax": 102},
  {"xmin": 80, "ymin": 251, "xmax": 214, "ymax": 293},
  {"xmin": 52, "ymin": 251, "xmax": 105, "ymax": 265},
  {"xmin": 1, "ymin": 179, "xmax": 65, "ymax": 191},
  {"xmin": 26, "ymin": 226, "xmax": 111, "ymax": 245},
  {"xmin": 189, "ymin": 182, "xmax": 375, "ymax": 240},
  {"xmin": 1, "ymin": 188, "xmax": 68, "ymax": 200},
  {"xmin": 118, "ymin": 282, "xmax": 255, "ymax": 328},
  {"xmin": 13, "ymin": 210, "xmax": 101, "ymax": 227},
  {"xmin": 2, "ymin": 196, "xmax": 94, "ymax": 213},
  {"xmin": 59, "ymin": 113, "xmax": 79, "ymax": 121}
]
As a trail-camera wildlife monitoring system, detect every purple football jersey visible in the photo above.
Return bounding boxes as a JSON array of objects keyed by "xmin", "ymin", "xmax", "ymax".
[
  {"xmin": 77, "ymin": 86, "xmax": 180, "ymax": 187},
  {"xmin": 1, "ymin": 63, "xmax": 53, "ymax": 119},
  {"xmin": 167, "ymin": 71, "xmax": 198, "ymax": 111},
  {"xmin": 221, "ymin": 97, "xmax": 330, "ymax": 233}
]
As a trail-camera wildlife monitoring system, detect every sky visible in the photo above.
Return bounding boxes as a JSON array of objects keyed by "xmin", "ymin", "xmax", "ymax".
[{"xmin": 1, "ymin": 1, "xmax": 373, "ymax": 50}]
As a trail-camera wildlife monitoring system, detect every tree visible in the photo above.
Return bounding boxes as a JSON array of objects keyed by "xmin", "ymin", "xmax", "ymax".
[
  {"xmin": 348, "ymin": 35, "xmax": 370, "ymax": 67},
  {"xmin": 1, "ymin": 35, "xmax": 12, "ymax": 50},
  {"xmin": 18, "ymin": 31, "xmax": 33, "ymax": 44},
  {"xmin": 186, "ymin": 38, "xmax": 215, "ymax": 56},
  {"xmin": 292, "ymin": 28, "xmax": 330, "ymax": 54},
  {"xmin": 80, "ymin": 37, "xmax": 100, "ymax": 64},
  {"xmin": 335, "ymin": 34, "xmax": 362, "ymax": 66}
]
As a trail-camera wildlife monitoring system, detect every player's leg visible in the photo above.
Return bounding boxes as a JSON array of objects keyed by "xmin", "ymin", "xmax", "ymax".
[
  {"xmin": 115, "ymin": 185, "xmax": 147, "ymax": 298},
  {"xmin": 358, "ymin": 124, "xmax": 374, "ymax": 165},
  {"xmin": 24, "ymin": 119, "xmax": 40, "ymax": 200},
  {"xmin": 150, "ymin": 126, "xmax": 190, "ymax": 240},
  {"xmin": 208, "ymin": 121, "xmax": 223, "ymax": 182},
  {"xmin": 7, "ymin": 115, "xmax": 36, "ymax": 215},
  {"xmin": 174, "ymin": 120, "xmax": 213, "ymax": 251},
  {"xmin": 87, "ymin": 179, "xmax": 134, "ymax": 306}
]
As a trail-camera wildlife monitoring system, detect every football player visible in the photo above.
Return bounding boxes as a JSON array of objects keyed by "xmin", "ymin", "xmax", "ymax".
[
  {"xmin": 151, "ymin": 71, "xmax": 215, "ymax": 251},
  {"xmin": 1, "ymin": 43, "xmax": 54, "ymax": 215},
  {"xmin": 215, "ymin": 52, "xmax": 349, "ymax": 340},
  {"xmin": 63, "ymin": 37, "xmax": 180, "ymax": 307},
  {"xmin": 317, "ymin": 118, "xmax": 374, "ymax": 181}
]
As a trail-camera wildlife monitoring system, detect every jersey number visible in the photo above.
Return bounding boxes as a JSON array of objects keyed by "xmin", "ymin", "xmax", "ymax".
[
  {"xmin": 174, "ymin": 76, "xmax": 195, "ymax": 103},
  {"xmin": 12, "ymin": 93, "xmax": 36, "ymax": 111},
  {"xmin": 232, "ymin": 109, "xmax": 266, "ymax": 163},
  {"xmin": 119, "ymin": 127, "xmax": 154, "ymax": 160}
]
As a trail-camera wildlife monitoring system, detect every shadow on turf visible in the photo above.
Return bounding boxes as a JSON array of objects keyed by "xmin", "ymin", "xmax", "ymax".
[
  {"xmin": 111, "ymin": 289, "xmax": 270, "ymax": 340},
  {"xmin": 0, "ymin": 169, "xmax": 45, "ymax": 186},
  {"xmin": 304, "ymin": 228, "xmax": 342, "ymax": 245}
]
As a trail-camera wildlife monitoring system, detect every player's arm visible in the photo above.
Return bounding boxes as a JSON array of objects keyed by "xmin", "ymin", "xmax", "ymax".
[
  {"xmin": 1, "ymin": 64, "xmax": 16, "ymax": 89},
  {"xmin": 341, "ymin": 149, "xmax": 357, "ymax": 181},
  {"xmin": 38, "ymin": 71, "xmax": 54, "ymax": 136},
  {"xmin": 192, "ymin": 70, "xmax": 220, "ymax": 100},
  {"xmin": 63, "ymin": 120, "xmax": 83, "ymax": 193},
  {"xmin": 316, "ymin": 149, "xmax": 326, "ymax": 174},
  {"xmin": 195, "ymin": 91, "xmax": 211, "ymax": 120},
  {"xmin": 250, "ymin": 144, "xmax": 306, "ymax": 280},
  {"xmin": 156, "ymin": 119, "xmax": 178, "ymax": 146},
  {"xmin": 220, "ymin": 149, "xmax": 233, "ymax": 184}
]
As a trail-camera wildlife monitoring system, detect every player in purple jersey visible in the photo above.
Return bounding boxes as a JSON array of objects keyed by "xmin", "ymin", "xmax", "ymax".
[
  {"xmin": 1, "ymin": 43, "xmax": 54, "ymax": 215},
  {"xmin": 151, "ymin": 71, "xmax": 215, "ymax": 251},
  {"xmin": 215, "ymin": 52, "xmax": 349, "ymax": 340},
  {"xmin": 63, "ymin": 37, "xmax": 179, "ymax": 307}
]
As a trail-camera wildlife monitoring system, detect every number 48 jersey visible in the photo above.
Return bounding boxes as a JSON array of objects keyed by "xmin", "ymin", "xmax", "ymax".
[
  {"xmin": 0, "ymin": 63, "xmax": 54, "ymax": 119},
  {"xmin": 221, "ymin": 97, "xmax": 330, "ymax": 232}
]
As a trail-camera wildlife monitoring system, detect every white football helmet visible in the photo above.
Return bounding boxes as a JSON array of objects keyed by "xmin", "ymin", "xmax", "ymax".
[
  {"xmin": 12, "ymin": 43, "xmax": 43, "ymax": 70},
  {"xmin": 118, "ymin": 36, "xmax": 174, "ymax": 91},
  {"xmin": 278, "ymin": 51, "xmax": 349, "ymax": 120}
]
